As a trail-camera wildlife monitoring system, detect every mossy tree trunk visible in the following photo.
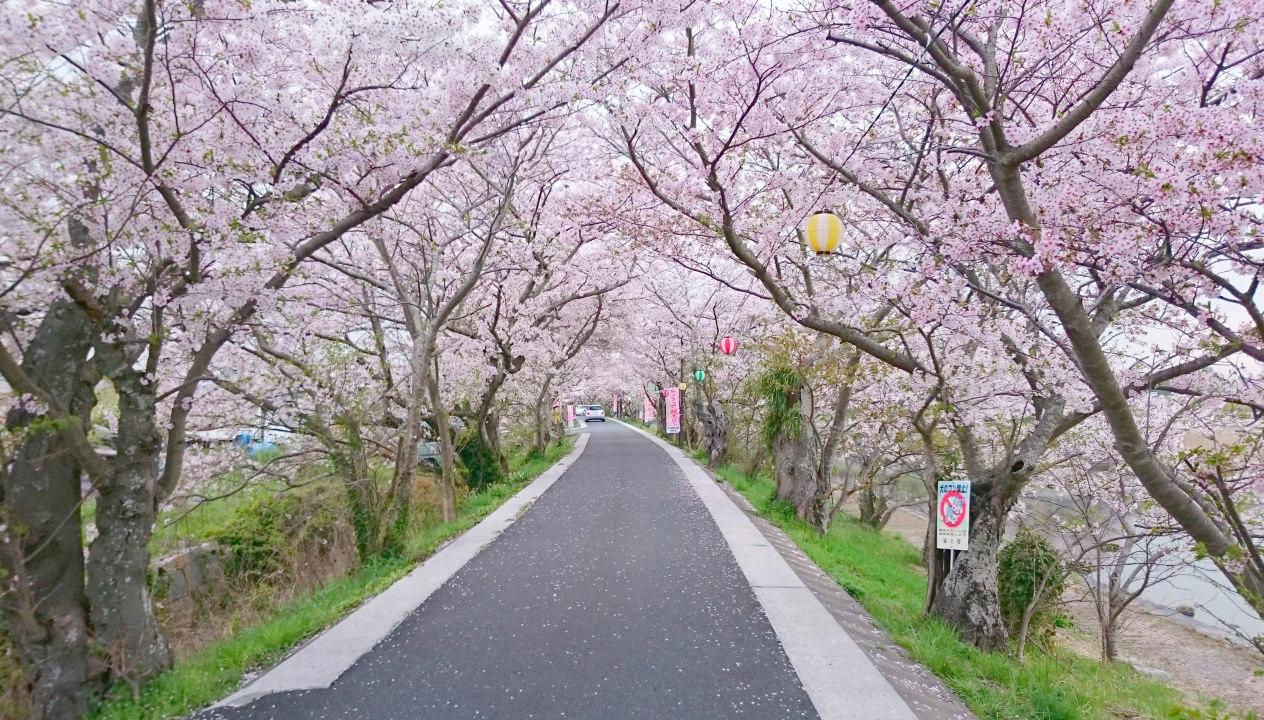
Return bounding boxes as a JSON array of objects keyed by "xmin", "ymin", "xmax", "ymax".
[
  {"xmin": 86, "ymin": 338, "xmax": 172, "ymax": 683},
  {"xmin": 0, "ymin": 296, "xmax": 99, "ymax": 720},
  {"xmin": 765, "ymin": 375, "xmax": 820, "ymax": 524}
]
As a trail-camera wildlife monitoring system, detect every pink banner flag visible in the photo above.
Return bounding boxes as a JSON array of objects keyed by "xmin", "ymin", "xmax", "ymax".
[
  {"xmin": 665, "ymin": 387, "xmax": 681, "ymax": 434},
  {"xmin": 644, "ymin": 394, "xmax": 656, "ymax": 422}
]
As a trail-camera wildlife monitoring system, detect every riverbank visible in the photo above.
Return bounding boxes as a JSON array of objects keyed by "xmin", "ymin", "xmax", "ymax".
[{"xmin": 873, "ymin": 504, "xmax": 1264, "ymax": 715}]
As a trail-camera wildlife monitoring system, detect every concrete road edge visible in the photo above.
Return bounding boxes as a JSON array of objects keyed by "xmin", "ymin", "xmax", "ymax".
[
  {"xmin": 213, "ymin": 433, "xmax": 590, "ymax": 709},
  {"xmin": 615, "ymin": 420, "xmax": 918, "ymax": 720}
]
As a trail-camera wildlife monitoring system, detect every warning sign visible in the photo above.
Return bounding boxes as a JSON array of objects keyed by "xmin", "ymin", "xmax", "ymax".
[{"xmin": 936, "ymin": 480, "xmax": 971, "ymax": 550}]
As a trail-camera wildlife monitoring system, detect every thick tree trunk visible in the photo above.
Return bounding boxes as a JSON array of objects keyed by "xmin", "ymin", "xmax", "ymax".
[
  {"xmin": 772, "ymin": 433, "xmax": 818, "ymax": 521},
  {"xmin": 771, "ymin": 387, "xmax": 820, "ymax": 525},
  {"xmin": 484, "ymin": 409, "xmax": 506, "ymax": 474},
  {"xmin": 693, "ymin": 394, "xmax": 728, "ymax": 468},
  {"xmin": 929, "ymin": 496, "xmax": 1010, "ymax": 652},
  {"xmin": 86, "ymin": 373, "xmax": 171, "ymax": 681},
  {"xmin": 0, "ymin": 297, "xmax": 98, "ymax": 720}
]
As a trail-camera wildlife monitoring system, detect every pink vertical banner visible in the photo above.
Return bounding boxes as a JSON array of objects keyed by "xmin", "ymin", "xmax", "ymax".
[
  {"xmin": 566, "ymin": 404, "xmax": 575, "ymax": 427},
  {"xmin": 643, "ymin": 395, "xmax": 656, "ymax": 422},
  {"xmin": 665, "ymin": 387, "xmax": 681, "ymax": 434}
]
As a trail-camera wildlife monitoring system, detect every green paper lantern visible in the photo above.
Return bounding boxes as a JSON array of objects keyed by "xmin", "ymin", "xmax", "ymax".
[{"xmin": 693, "ymin": 369, "xmax": 706, "ymax": 382}]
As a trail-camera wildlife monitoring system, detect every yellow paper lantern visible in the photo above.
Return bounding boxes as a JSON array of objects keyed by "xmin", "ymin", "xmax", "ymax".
[{"xmin": 804, "ymin": 212, "xmax": 843, "ymax": 255}]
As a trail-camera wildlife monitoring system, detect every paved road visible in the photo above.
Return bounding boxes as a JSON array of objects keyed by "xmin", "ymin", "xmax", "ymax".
[{"xmin": 202, "ymin": 422, "xmax": 819, "ymax": 719}]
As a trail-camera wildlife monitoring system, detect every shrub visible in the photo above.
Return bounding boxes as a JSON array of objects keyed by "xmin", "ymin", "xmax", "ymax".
[
  {"xmin": 208, "ymin": 488, "xmax": 342, "ymax": 581},
  {"xmin": 998, "ymin": 523, "xmax": 1067, "ymax": 652},
  {"xmin": 457, "ymin": 431, "xmax": 502, "ymax": 492}
]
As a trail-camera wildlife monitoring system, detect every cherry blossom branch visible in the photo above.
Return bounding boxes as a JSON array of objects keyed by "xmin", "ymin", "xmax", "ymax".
[{"xmin": 1000, "ymin": 0, "xmax": 1176, "ymax": 165}]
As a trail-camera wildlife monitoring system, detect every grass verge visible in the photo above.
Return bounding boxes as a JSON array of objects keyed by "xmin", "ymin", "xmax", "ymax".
[
  {"xmin": 91, "ymin": 437, "xmax": 576, "ymax": 720},
  {"xmin": 706, "ymin": 458, "xmax": 1247, "ymax": 720}
]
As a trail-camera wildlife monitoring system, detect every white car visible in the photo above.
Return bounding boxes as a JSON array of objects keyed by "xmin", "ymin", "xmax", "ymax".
[{"xmin": 584, "ymin": 405, "xmax": 606, "ymax": 422}]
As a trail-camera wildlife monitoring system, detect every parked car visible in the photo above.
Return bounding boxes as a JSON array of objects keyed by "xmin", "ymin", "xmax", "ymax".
[{"xmin": 585, "ymin": 405, "xmax": 605, "ymax": 422}]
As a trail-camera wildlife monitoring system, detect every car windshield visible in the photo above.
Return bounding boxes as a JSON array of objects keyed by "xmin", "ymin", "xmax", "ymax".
[{"xmin": 589, "ymin": 405, "xmax": 603, "ymax": 411}]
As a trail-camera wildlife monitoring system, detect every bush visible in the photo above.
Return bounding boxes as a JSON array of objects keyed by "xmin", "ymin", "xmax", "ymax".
[
  {"xmin": 208, "ymin": 488, "xmax": 342, "ymax": 581},
  {"xmin": 998, "ymin": 524, "xmax": 1067, "ymax": 650},
  {"xmin": 457, "ymin": 431, "xmax": 502, "ymax": 492}
]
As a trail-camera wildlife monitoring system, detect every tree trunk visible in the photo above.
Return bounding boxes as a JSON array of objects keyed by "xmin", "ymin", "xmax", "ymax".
[
  {"xmin": 772, "ymin": 431, "xmax": 818, "ymax": 521},
  {"xmin": 485, "ymin": 409, "xmax": 507, "ymax": 474},
  {"xmin": 813, "ymin": 358, "xmax": 859, "ymax": 531},
  {"xmin": 929, "ymin": 496, "xmax": 1010, "ymax": 652},
  {"xmin": 742, "ymin": 443, "xmax": 766, "ymax": 479},
  {"xmin": 693, "ymin": 394, "xmax": 728, "ymax": 468},
  {"xmin": 533, "ymin": 378, "xmax": 553, "ymax": 457},
  {"xmin": 770, "ymin": 380, "xmax": 820, "ymax": 526},
  {"xmin": 331, "ymin": 427, "xmax": 380, "ymax": 561},
  {"xmin": 383, "ymin": 363, "xmax": 425, "ymax": 556},
  {"xmin": 1103, "ymin": 612, "xmax": 1120, "ymax": 662},
  {"xmin": 1015, "ymin": 599, "xmax": 1036, "ymax": 662},
  {"xmin": 917, "ymin": 432, "xmax": 942, "ymax": 612},
  {"xmin": 426, "ymin": 367, "xmax": 456, "ymax": 523},
  {"xmin": 858, "ymin": 486, "xmax": 889, "ymax": 528},
  {"xmin": 475, "ymin": 371, "xmax": 508, "ymax": 473},
  {"xmin": 86, "ymin": 371, "xmax": 171, "ymax": 681},
  {"xmin": 0, "ymin": 297, "xmax": 98, "ymax": 720}
]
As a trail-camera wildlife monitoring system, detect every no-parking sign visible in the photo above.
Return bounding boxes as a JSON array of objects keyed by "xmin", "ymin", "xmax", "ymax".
[{"xmin": 936, "ymin": 480, "xmax": 971, "ymax": 550}]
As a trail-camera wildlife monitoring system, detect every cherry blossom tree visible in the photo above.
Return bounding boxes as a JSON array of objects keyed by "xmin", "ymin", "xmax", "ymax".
[
  {"xmin": 0, "ymin": 0, "xmax": 646, "ymax": 714},
  {"xmin": 600, "ymin": 0, "xmax": 1263, "ymax": 651},
  {"xmin": 792, "ymin": 0, "xmax": 1264, "ymax": 645}
]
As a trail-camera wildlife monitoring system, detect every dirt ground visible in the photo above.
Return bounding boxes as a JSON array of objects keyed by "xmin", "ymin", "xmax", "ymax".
[
  {"xmin": 1057, "ymin": 596, "xmax": 1264, "ymax": 714},
  {"xmin": 860, "ymin": 504, "xmax": 1264, "ymax": 715}
]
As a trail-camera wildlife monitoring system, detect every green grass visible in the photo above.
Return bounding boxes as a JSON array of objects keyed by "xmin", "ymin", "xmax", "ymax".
[
  {"xmin": 710, "ymin": 463, "xmax": 1251, "ymax": 720},
  {"xmin": 91, "ymin": 438, "xmax": 575, "ymax": 720}
]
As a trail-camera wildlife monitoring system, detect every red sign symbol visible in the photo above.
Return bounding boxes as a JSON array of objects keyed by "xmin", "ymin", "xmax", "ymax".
[{"xmin": 939, "ymin": 490, "xmax": 967, "ymax": 528}]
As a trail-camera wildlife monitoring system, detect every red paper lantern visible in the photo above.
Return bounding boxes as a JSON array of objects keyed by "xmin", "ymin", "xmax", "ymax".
[{"xmin": 719, "ymin": 335, "xmax": 738, "ymax": 355}]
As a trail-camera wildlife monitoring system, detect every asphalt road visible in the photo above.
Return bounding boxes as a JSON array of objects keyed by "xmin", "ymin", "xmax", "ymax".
[{"xmin": 201, "ymin": 422, "xmax": 818, "ymax": 719}]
